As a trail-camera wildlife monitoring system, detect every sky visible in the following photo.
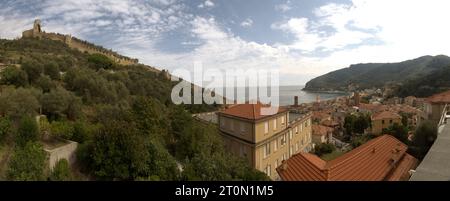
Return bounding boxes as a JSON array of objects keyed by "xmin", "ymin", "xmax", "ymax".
[{"xmin": 1, "ymin": 0, "xmax": 450, "ymax": 86}]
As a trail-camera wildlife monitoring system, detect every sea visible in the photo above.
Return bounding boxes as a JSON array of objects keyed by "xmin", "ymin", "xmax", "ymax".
[{"xmin": 219, "ymin": 85, "xmax": 349, "ymax": 106}]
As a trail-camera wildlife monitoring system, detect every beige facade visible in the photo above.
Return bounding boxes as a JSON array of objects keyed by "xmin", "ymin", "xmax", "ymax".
[
  {"xmin": 424, "ymin": 102, "xmax": 446, "ymax": 124},
  {"xmin": 219, "ymin": 111, "xmax": 312, "ymax": 180},
  {"xmin": 371, "ymin": 117, "xmax": 401, "ymax": 135}
]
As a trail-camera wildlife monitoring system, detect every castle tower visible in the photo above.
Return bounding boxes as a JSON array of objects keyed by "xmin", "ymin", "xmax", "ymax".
[
  {"xmin": 33, "ymin": 19, "xmax": 42, "ymax": 38},
  {"xmin": 354, "ymin": 91, "xmax": 360, "ymax": 106}
]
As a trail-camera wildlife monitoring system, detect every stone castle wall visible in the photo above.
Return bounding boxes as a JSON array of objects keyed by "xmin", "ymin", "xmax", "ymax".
[{"xmin": 22, "ymin": 19, "xmax": 138, "ymax": 66}]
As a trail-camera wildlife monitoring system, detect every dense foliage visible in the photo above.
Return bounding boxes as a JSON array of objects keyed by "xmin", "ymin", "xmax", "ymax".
[
  {"xmin": 7, "ymin": 142, "xmax": 47, "ymax": 181},
  {"xmin": 304, "ymin": 55, "xmax": 450, "ymax": 93},
  {"xmin": 50, "ymin": 159, "xmax": 72, "ymax": 181},
  {"xmin": 408, "ymin": 121, "xmax": 437, "ymax": 160},
  {"xmin": 343, "ymin": 113, "xmax": 371, "ymax": 136},
  {"xmin": 314, "ymin": 143, "xmax": 336, "ymax": 157},
  {"xmin": 0, "ymin": 38, "xmax": 267, "ymax": 181}
]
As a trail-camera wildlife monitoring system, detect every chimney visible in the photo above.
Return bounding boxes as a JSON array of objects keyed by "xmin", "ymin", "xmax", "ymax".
[
  {"xmin": 280, "ymin": 161, "xmax": 288, "ymax": 171},
  {"xmin": 294, "ymin": 96, "xmax": 299, "ymax": 106}
]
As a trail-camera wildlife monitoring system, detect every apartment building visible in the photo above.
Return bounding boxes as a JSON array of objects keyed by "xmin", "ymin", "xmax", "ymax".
[
  {"xmin": 371, "ymin": 111, "xmax": 402, "ymax": 135},
  {"xmin": 424, "ymin": 90, "xmax": 450, "ymax": 124},
  {"xmin": 218, "ymin": 102, "xmax": 313, "ymax": 180}
]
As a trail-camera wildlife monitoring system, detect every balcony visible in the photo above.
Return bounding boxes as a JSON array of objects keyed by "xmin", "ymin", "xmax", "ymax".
[{"xmin": 410, "ymin": 104, "xmax": 450, "ymax": 181}]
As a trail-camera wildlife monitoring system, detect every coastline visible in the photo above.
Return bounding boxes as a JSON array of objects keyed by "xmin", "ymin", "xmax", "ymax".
[{"xmin": 301, "ymin": 87, "xmax": 350, "ymax": 95}]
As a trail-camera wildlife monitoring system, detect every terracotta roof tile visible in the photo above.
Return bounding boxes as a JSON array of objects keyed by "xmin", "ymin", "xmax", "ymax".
[
  {"xmin": 426, "ymin": 90, "xmax": 450, "ymax": 104},
  {"xmin": 371, "ymin": 111, "xmax": 401, "ymax": 121},
  {"xmin": 277, "ymin": 135, "xmax": 418, "ymax": 181},
  {"xmin": 219, "ymin": 102, "xmax": 287, "ymax": 120},
  {"xmin": 312, "ymin": 124, "xmax": 333, "ymax": 136}
]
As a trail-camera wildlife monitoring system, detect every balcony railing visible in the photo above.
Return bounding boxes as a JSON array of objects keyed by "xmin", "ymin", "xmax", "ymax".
[{"xmin": 438, "ymin": 104, "xmax": 449, "ymax": 134}]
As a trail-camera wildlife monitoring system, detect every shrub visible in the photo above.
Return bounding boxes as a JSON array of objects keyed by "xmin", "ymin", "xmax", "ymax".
[
  {"xmin": 50, "ymin": 159, "xmax": 72, "ymax": 181},
  {"xmin": 7, "ymin": 142, "xmax": 47, "ymax": 181}
]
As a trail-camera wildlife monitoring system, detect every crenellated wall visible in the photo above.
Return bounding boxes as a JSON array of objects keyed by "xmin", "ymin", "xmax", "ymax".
[{"xmin": 22, "ymin": 19, "xmax": 139, "ymax": 66}]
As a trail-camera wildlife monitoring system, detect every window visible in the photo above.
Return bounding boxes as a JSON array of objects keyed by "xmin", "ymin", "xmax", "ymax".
[
  {"xmin": 295, "ymin": 142, "xmax": 299, "ymax": 152},
  {"xmin": 240, "ymin": 122, "xmax": 246, "ymax": 134},
  {"xmin": 290, "ymin": 146, "xmax": 293, "ymax": 156},
  {"xmin": 273, "ymin": 119, "xmax": 277, "ymax": 131},
  {"xmin": 275, "ymin": 160, "xmax": 279, "ymax": 169},
  {"xmin": 389, "ymin": 119, "xmax": 393, "ymax": 124},
  {"xmin": 382, "ymin": 120, "xmax": 385, "ymax": 124},
  {"xmin": 283, "ymin": 153, "xmax": 287, "ymax": 161},
  {"xmin": 300, "ymin": 124, "xmax": 303, "ymax": 132},
  {"xmin": 264, "ymin": 122, "xmax": 269, "ymax": 134},
  {"xmin": 281, "ymin": 116, "xmax": 285, "ymax": 125},
  {"xmin": 266, "ymin": 165, "xmax": 271, "ymax": 177},
  {"xmin": 274, "ymin": 139, "xmax": 278, "ymax": 152},
  {"xmin": 281, "ymin": 134, "xmax": 286, "ymax": 146},
  {"xmin": 264, "ymin": 143, "xmax": 271, "ymax": 158},
  {"xmin": 289, "ymin": 131, "xmax": 293, "ymax": 140},
  {"xmin": 295, "ymin": 126, "xmax": 298, "ymax": 134}
]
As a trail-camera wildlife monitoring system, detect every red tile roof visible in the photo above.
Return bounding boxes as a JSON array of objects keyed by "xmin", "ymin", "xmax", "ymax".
[
  {"xmin": 312, "ymin": 124, "xmax": 333, "ymax": 136},
  {"xmin": 277, "ymin": 135, "xmax": 418, "ymax": 181},
  {"xmin": 426, "ymin": 90, "xmax": 450, "ymax": 104},
  {"xmin": 219, "ymin": 102, "xmax": 287, "ymax": 120},
  {"xmin": 372, "ymin": 111, "xmax": 401, "ymax": 121}
]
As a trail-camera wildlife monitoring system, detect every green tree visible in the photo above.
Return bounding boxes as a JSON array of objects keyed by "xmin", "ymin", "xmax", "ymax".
[
  {"xmin": 44, "ymin": 62, "xmax": 60, "ymax": 80},
  {"xmin": 409, "ymin": 121, "xmax": 437, "ymax": 160},
  {"xmin": 16, "ymin": 116, "xmax": 39, "ymax": 147},
  {"xmin": 50, "ymin": 121, "xmax": 74, "ymax": 140},
  {"xmin": 314, "ymin": 143, "xmax": 336, "ymax": 156},
  {"xmin": 36, "ymin": 75, "xmax": 55, "ymax": 93},
  {"xmin": 344, "ymin": 114, "xmax": 356, "ymax": 135},
  {"xmin": 383, "ymin": 123, "xmax": 409, "ymax": 144},
  {"xmin": 0, "ymin": 87, "xmax": 41, "ymax": 119},
  {"xmin": 21, "ymin": 61, "xmax": 43, "ymax": 84},
  {"xmin": 41, "ymin": 87, "xmax": 81, "ymax": 120},
  {"xmin": 132, "ymin": 97, "xmax": 169, "ymax": 143},
  {"xmin": 71, "ymin": 120, "xmax": 96, "ymax": 143},
  {"xmin": 7, "ymin": 142, "xmax": 47, "ymax": 181},
  {"xmin": 87, "ymin": 54, "xmax": 113, "ymax": 70},
  {"xmin": 50, "ymin": 159, "xmax": 72, "ymax": 181},
  {"xmin": 0, "ymin": 66, "xmax": 28, "ymax": 87},
  {"xmin": 0, "ymin": 117, "xmax": 13, "ymax": 143}
]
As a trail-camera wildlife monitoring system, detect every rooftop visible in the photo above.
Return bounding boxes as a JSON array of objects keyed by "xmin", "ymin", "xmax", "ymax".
[
  {"xmin": 426, "ymin": 90, "xmax": 450, "ymax": 104},
  {"xmin": 372, "ymin": 111, "xmax": 401, "ymax": 121},
  {"xmin": 312, "ymin": 124, "xmax": 333, "ymax": 136},
  {"xmin": 277, "ymin": 135, "xmax": 418, "ymax": 181},
  {"xmin": 219, "ymin": 102, "xmax": 287, "ymax": 121}
]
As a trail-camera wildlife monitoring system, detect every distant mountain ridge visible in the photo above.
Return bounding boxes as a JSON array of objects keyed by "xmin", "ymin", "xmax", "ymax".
[{"xmin": 304, "ymin": 55, "xmax": 450, "ymax": 94}]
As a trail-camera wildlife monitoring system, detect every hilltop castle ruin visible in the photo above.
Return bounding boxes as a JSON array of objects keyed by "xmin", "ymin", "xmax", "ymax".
[{"xmin": 22, "ymin": 19, "xmax": 139, "ymax": 66}]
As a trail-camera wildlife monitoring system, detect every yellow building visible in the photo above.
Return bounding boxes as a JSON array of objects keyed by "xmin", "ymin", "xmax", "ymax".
[
  {"xmin": 218, "ymin": 103, "xmax": 312, "ymax": 180},
  {"xmin": 371, "ymin": 111, "xmax": 402, "ymax": 135}
]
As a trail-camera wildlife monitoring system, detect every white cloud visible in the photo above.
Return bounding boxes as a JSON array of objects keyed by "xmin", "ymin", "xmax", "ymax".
[
  {"xmin": 198, "ymin": 0, "xmax": 215, "ymax": 9},
  {"xmin": 275, "ymin": 1, "xmax": 292, "ymax": 12},
  {"xmin": 3, "ymin": 0, "xmax": 450, "ymax": 86},
  {"xmin": 240, "ymin": 18, "xmax": 253, "ymax": 28}
]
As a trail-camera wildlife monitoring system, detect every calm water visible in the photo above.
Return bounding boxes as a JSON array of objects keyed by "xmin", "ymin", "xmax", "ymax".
[{"xmin": 219, "ymin": 85, "xmax": 348, "ymax": 106}]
